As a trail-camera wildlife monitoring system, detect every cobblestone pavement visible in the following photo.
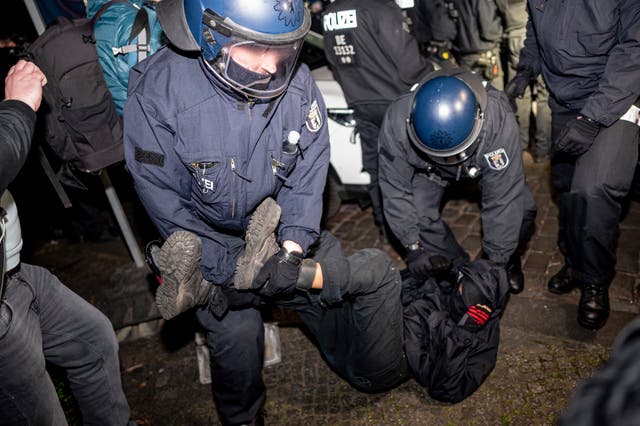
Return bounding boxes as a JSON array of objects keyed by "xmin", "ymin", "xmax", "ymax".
[{"xmin": 28, "ymin": 154, "xmax": 640, "ymax": 425}]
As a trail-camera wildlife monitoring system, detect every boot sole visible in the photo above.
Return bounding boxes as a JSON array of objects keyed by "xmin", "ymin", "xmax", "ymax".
[
  {"xmin": 234, "ymin": 199, "xmax": 281, "ymax": 289},
  {"xmin": 577, "ymin": 314, "xmax": 609, "ymax": 330},
  {"xmin": 156, "ymin": 231, "xmax": 202, "ymax": 320}
]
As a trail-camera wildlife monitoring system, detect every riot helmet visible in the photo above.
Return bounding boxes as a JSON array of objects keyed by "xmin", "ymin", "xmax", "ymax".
[
  {"xmin": 407, "ymin": 69, "xmax": 487, "ymax": 165},
  {"xmin": 157, "ymin": 0, "xmax": 311, "ymax": 99}
]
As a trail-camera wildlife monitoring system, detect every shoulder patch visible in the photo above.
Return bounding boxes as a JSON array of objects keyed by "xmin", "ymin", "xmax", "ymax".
[
  {"xmin": 484, "ymin": 148, "xmax": 509, "ymax": 171},
  {"xmin": 305, "ymin": 99, "xmax": 323, "ymax": 133}
]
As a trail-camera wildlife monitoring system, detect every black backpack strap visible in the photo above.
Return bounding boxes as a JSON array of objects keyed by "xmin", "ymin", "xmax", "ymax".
[
  {"xmin": 131, "ymin": 7, "xmax": 150, "ymax": 62},
  {"xmin": 98, "ymin": 1, "xmax": 151, "ymax": 62}
]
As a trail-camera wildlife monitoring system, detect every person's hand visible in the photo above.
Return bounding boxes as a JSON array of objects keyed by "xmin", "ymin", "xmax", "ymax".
[
  {"xmin": 553, "ymin": 115, "xmax": 600, "ymax": 157},
  {"xmin": 253, "ymin": 247, "xmax": 303, "ymax": 298},
  {"xmin": 406, "ymin": 247, "xmax": 451, "ymax": 281},
  {"xmin": 4, "ymin": 60, "xmax": 47, "ymax": 112},
  {"xmin": 504, "ymin": 65, "xmax": 534, "ymax": 112}
]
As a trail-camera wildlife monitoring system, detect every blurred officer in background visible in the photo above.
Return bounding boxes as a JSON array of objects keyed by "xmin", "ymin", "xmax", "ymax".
[
  {"xmin": 498, "ymin": 0, "xmax": 551, "ymax": 163},
  {"xmin": 507, "ymin": 0, "xmax": 640, "ymax": 329}
]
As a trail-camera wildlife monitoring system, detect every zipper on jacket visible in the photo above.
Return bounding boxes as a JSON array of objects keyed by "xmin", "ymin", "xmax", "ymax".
[{"xmin": 230, "ymin": 158, "xmax": 237, "ymax": 218}]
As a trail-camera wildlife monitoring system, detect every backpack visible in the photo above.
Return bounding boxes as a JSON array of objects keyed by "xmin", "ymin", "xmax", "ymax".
[
  {"xmin": 88, "ymin": 0, "xmax": 164, "ymax": 115},
  {"xmin": 25, "ymin": 0, "xmax": 129, "ymax": 173}
]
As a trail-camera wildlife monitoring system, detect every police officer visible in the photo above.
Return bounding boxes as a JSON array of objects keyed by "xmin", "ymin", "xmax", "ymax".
[
  {"xmin": 498, "ymin": 0, "xmax": 551, "ymax": 162},
  {"xmin": 123, "ymin": 0, "xmax": 330, "ymax": 423},
  {"xmin": 322, "ymin": 0, "xmax": 433, "ymax": 235},
  {"xmin": 379, "ymin": 68, "xmax": 537, "ymax": 294},
  {"xmin": 507, "ymin": 0, "xmax": 640, "ymax": 329},
  {"xmin": 419, "ymin": 0, "xmax": 504, "ymax": 88}
]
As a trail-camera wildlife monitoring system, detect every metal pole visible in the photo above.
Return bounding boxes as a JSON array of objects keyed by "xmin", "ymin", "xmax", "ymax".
[
  {"xmin": 100, "ymin": 170, "xmax": 145, "ymax": 268},
  {"xmin": 22, "ymin": 0, "xmax": 46, "ymax": 35}
]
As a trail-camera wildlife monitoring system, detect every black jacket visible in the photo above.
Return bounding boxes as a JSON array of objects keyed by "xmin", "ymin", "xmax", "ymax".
[
  {"xmin": 451, "ymin": 0, "xmax": 503, "ymax": 55},
  {"xmin": 518, "ymin": 0, "xmax": 640, "ymax": 126},
  {"xmin": 402, "ymin": 260, "xmax": 510, "ymax": 402},
  {"xmin": 322, "ymin": 0, "xmax": 432, "ymax": 107},
  {"xmin": 0, "ymin": 100, "xmax": 36, "ymax": 193}
]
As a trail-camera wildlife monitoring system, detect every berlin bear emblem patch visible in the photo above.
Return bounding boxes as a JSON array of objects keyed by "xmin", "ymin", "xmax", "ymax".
[
  {"xmin": 484, "ymin": 148, "xmax": 509, "ymax": 170},
  {"xmin": 306, "ymin": 99, "xmax": 323, "ymax": 132}
]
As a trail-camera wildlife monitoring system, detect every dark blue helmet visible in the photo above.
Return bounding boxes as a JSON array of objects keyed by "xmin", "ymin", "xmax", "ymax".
[
  {"xmin": 408, "ymin": 71, "xmax": 486, "ymax": 165},
  {"xmin": 158, "ymin": 0, "xmax": 311, "ymax": 99}
]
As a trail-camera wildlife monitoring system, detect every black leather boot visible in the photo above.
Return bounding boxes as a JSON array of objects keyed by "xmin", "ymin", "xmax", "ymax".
[
  {"xmin": 505, "ymin": 254, "xmax": 524, "ymax": 294},
  {"xmin": 578, "ymin": 282, "xmax": 610, "ymax": 330},
  {"xmin": 547, "ymin": 264, "xmax": 579, "ymax": 294}
]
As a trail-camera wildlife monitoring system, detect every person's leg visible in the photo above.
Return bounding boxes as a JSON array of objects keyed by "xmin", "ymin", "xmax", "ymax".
[
  {"xmin": 515, "ymin": 88, "xmax": 532, "ymax": 150},
  {"xmin": 412, "ymin": 172, "xmax": 468, "ymax": 264},
  {"xmin": 22, "ymin": 263, "xmax": 131, "ymax": 425},
  {"xmin": 279, "ymin": 232, "xmax": 409, "ymax": 392},
  {"xmin": 0, "ymin": 272, "xmax": 67, "ymax": 425},
  {"xmin": 532, "ymin": 78, "xmax": 552, "ymax": 161},
  {"xmin": 353, "ymin": 104, "xmax": 387, "ymax": 230},
  {"xmin": 566, "ymin": 121, "xmax": 639, "ymax": 328},
  {"xmin": 550, "ymin": 109, "xmax": 578, "ymax": 261},
  {"xmin": 547, "ymin": 108, "xmax": 579, "ymax": 293},
  {"xmin": 196, "ymin": 306, "xmax": 265, "ymax": 425}
]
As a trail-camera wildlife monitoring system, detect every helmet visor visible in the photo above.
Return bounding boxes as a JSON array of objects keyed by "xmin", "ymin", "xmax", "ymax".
[{"xmin": 205, "ymin": 35, "xmax": 303, "ymax": 99}]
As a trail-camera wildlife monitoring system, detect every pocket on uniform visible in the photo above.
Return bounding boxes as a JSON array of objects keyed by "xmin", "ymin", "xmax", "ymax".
[{"xmin": 186, "ymin": 160, "xmax": 223, "ymax": 202}]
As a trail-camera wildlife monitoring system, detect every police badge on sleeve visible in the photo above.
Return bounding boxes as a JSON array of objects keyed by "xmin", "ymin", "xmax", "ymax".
[
  {"xmin": 484, "ymin": 148, "xmax": 509, "ymax": 170},
  {"xmin": 306, "ymin": 100, "xmax": 323, "ymax": 132}
]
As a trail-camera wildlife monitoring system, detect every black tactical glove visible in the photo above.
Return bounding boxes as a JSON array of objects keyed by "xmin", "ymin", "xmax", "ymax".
[
  {"xmin": 553, "ymin": 115, "xmax": 601, "ymax": 157},
  {"xmin": 405, "ymin": 244, "xmax": 452, "ymax": 281},
  {"xmin": 253, "ymin": 248, "xmax": 302, "ymax": 298},
  {"xmin": 505, "ymin": 65, "xmax": 534, "ymax": 112}
]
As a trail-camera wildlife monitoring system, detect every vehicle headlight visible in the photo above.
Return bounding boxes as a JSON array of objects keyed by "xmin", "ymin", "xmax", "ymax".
[{"xmin": 327, "ymin": 108, "xmax": 356, "ymax": 127}]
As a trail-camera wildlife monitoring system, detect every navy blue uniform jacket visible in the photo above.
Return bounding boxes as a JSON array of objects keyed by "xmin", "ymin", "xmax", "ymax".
[
  {"xmin": 123, "ymin": 48, "xmax": 330, "ymax": 284},
  {"xmin": 519, "ymin": 0, "xmax": 640, "ymax": 126}
]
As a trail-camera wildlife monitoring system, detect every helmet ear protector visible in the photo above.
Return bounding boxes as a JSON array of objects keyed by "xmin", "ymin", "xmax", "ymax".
[{"xmin": 407, "ymin": 68, "xmax": 488, "ymax": 165}]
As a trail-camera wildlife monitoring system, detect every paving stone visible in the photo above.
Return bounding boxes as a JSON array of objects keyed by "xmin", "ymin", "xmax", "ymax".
[
  {"xmin": 529, "ymin": 235, "xmax": 559, "ymax": 253},
  {"xmin": 455, "ymin": 213, "xmax": 480, "ymax": 227},
  {"xmin": 539, "ymin": 217, "xmax": 559, "ymax": 237},
  {"xmin": 525, "ymin": 252, "xmax": 552, "ymax": 274}
]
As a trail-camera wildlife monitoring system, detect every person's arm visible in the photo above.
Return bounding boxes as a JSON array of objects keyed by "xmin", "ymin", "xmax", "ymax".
[
  {"xmin": 0, "ymin": 60, "xmax": 46, "ymax": 192},
  {"xmin": 276, "ymin": 74, "xmax": 331, "ymax": 254},
  {"xmin": 378, "ymin": 101, "xmax": 421, "ymax": 247},
  {"xmin": 580, "ymin": 0, "xmax": 640, "ymax": 126},
  {"xmin": 478, "ymin": 91, "xmax": 526, "ymax": 266}
]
